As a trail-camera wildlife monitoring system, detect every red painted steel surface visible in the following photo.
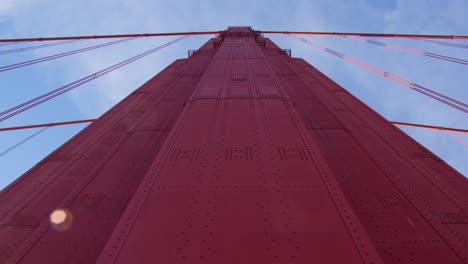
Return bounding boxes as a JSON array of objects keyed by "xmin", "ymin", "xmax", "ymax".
[{"xmin": 0, "ymin": 27, "xmax": 467, "ymax": 263}]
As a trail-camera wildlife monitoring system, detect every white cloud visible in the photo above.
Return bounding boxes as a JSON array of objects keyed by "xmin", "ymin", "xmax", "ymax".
[{"xmin": 0, "ymin": 0, "xmax": 15, "ymax": 14}]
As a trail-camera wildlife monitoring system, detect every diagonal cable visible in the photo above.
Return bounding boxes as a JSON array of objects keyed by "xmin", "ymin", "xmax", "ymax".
[
  {"xmin": 409, "ymin": 38, "xmax": 468, "ymax": 50},
  {"xmin": 290, "ymin": 35, "xmax": 468, "ymax": 114},
  {"xmin": 0, "ymin": 35, "xmax": 189, "ymax": 123},
  {"xmin": 0, "ymin": 40, "xmax": 81, "ymax": 56},
  {"xmin": 0, "ymin": 41, "xmax": 32, "ymax": 47},
  {"xmin": 0, "ymin": 38, "xmax": 136, "ymax": 72},
  {"xmin": 343, "ymin": 35, "xmax": 468, "ymax": 66},
  {"xmin": 0, "ymin": 127, "xmax": 49, "ymax": 158}
]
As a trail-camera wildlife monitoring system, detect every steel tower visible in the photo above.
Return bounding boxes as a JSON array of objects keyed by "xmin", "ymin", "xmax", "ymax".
[{"xmin": 0, "ymin": 27, "xmax": 466, "ymax": 264}]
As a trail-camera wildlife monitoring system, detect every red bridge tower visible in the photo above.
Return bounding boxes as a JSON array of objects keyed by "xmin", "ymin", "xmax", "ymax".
[{"xmin": 0, "ymin": 27, "xmax": 466, "ymax": 264}]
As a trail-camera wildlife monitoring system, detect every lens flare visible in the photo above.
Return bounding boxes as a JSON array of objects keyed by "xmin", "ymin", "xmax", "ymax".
[{"xmin": 50, "ymin": 208, "xmax": 73, "ymax": 231}]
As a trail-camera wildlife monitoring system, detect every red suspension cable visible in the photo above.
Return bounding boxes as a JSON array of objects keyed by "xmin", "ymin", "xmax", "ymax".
[
  {"xmin": 444, "ymin": 131, "xmax": 468, "ymax": 145},
  {"xmin": 0, "ymin": 36, "xmax": 189, "ymax": 123},
  {"xmin": 261, "ymin": 31, "xmax": 468, "ymax": 40},
  {"xmin": 0, "ymin": 31, "xmax": 221, "ymax": 43},
  {"xmin": 0, "ymin": 40, "xmax": 80, "ymax": 56},
  {"xmin": 0, "ymin": 38, "xmax": 135, "ymax": 72},
  {"xmin": 0, "ymin": 119, "xmax": 95, "ymax": 131},
  {"xmin": 2, "ymin": 118, "xmax": 467, "ymax": 135},
  {"xmin": 2, "ymin": 30, "xmax": 466, "ymax": 44},
  {"xmin": 343, "ymin": 35, "xmax": 468, "ymax": 66},
  {"xmin": 290, "ymin": 35, "xmax": 468, "ymax": 113},
  {"xmin": 393, "ymin": 121, "xmax": 468, "ymax": 145},
  {"xmin": 391, "ymin": 121, "xmax": 468, "ymax": 133},
  {"xmin": 2, "ymin": 118, "xmax": 464, "ymax": 159}
]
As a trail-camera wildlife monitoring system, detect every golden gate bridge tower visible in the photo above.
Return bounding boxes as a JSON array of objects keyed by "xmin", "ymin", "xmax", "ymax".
[{"xmin": 0, "ymin": 27, "xmax": 467, "ymax": 263}]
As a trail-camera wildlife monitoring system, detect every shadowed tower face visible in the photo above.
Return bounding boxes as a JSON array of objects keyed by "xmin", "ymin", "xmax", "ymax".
[{"xmin": 0, "ymin": 27, "xmax": 466, "ymax": 264}]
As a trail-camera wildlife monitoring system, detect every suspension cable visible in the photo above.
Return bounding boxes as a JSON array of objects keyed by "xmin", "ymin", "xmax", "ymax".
[
  {"xmin": 342, "ymin": 35, "xmax": 468, "ymax": 66},
  {"xmin": 1, "ymin": 118, "xmax": 467, "ymax": 134},
  {"xmin": 0, "ymin": 36, "xmax": 189, "ymax": 123},
  {"xmin": 0, "ymin": 31, "xmax": 221, "ymax": 43},
  {"xmin": 290, "ymin": 35, "xmax": 468, "ymax": 113},
  {"xmin": 261, "ymin": 31, "xmax": 468, "ymax": 40},
  {"xmin": 0, "ymin": 127, "xmax": 49, "ymax": 158},
  {"xmin": 1, "ymin": 118, "xmax": 463, "ymax": 159},
  {"xmin": 393, "ymin": 122, "xmax": 468, "ymax": 145},
  {"xmin": 444, "ymin": 131, "xmax": 468, "ymax": 145},
  {"xmin": 0, "ymin": 119, "xmax": 95, "ymax": 131},
  {"xmin": 391, "ymin": 121, "xmax": 468, "ymax": 133},
  {"xmin": 0, "ymin": 38, "xmax": 135, "ymax": 72},
  {"xmin": 0, "ymin": 40, "xmax": 81, "ymax": 56},
  {"xmin": 1, "ymin": 31, "xmax": 466, "ymax": 44},
  {"xmin": 0, "ymin": 41, "xmax": 32, "ymax": 47},
  {"xmin": 409, "ymin": 38, "xmax": 468, "ymax": 50}
]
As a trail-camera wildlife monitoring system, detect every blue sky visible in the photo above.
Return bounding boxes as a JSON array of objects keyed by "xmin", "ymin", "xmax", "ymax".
[{"xmin": 0, "ymin": 0, "xmax": 467, "ymax": 190}]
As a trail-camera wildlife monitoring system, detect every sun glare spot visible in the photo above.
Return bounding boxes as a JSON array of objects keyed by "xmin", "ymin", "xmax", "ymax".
[
  {"xmin": 50, "ymin": 208, "xmax": 73, "ymax": 231},
  {"xmin": 50, "ymin": 209, "xmax": 67, "ymax": 224}
]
